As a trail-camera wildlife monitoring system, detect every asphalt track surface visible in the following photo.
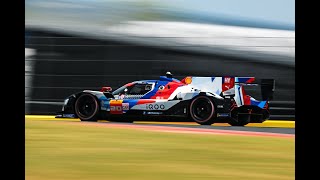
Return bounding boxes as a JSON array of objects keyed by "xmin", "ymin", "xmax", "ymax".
[{"xmin": 26, "ymin": 115, "xmax": 295, "ymax": 136}]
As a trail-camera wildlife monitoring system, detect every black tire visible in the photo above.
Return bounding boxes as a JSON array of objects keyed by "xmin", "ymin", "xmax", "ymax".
[
  {"xmin": 189, "ymin": 96, "xmax": 216, "ymax": 125},
  {"xmin": 75, "ymin": 93, "xmax": 99, "ymax": 121}
]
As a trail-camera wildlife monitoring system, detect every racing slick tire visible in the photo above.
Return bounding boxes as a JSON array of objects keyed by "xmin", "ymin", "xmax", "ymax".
[
  {"xmin": 189, "ymin": 96, "xmax": 216, "ymax": 125},
  {"xmin": 75, "ymin": 93, "xmax": 100, "ymax": 122}
]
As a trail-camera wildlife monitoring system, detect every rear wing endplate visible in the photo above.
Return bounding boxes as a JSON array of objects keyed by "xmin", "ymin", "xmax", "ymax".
[{"xmin": 235, "ymin": 78, "xmax": 275, "ymax": 101}]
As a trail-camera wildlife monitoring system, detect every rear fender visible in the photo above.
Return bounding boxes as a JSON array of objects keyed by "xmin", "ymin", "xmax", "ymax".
[{"xmin": 197, "ymin": 92, "xmax": 225, "ymax": 109}]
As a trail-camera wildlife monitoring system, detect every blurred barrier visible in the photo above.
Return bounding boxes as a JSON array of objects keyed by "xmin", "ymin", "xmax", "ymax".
[
  {"xmin": 269, "ymin": 101, "xmax": 295, "ymax": 120},
  {"xmin": 25, "ymin": 29, "xmax": 295, "ymax": 120},
  {"xmin": 26, "ymin": 21, "xmax": 295, "ymax": 67},
  {"xmin": 25, "ymin": 48, "xmax": 36, "ymax": 113}
]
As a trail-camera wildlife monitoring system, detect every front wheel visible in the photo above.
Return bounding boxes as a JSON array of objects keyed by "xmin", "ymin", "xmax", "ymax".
[
  {"xmin": 189, "ymin": 96, "xmax": 216, "ymax": 125},
  {"xmin": 75, "ymin": 93, "xmax": 99, "ymax": 121}
]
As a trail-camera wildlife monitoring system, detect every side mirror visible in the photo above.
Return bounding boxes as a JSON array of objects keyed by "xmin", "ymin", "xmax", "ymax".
[{"xmin": 100, "ymin": 86, "xmax": 112, "ymax": 92}]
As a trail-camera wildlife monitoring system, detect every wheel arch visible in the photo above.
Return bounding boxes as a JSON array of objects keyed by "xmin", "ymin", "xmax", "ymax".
[
  {"xmin": 188, "ymin": 93, "xmax": 218, "ymax": 125},
  {"xmin": 74, "ymin": 92, "xmax": 102, "ymax": 121},
  {"xmin": 61, "ymin": 91, "xmax": 84, "ymax": 118},
  {"xmin": 194, "ymin": 92, "xmax": 223, "ymax": 108}
]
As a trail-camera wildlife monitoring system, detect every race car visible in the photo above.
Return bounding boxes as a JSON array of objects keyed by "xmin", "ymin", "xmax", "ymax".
[{"xmin": 56, "ymin": 72, "xmax": 275, "ymax": 126}]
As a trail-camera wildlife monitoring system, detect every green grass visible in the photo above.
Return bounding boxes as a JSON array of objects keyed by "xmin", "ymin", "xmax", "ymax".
[{"xmin": 26, "ymin": 120, "xmax": 294, "ymax": 180}]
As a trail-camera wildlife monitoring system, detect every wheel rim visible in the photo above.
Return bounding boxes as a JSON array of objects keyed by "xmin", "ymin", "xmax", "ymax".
[
  {"xmin": 191, "ymin": 97, "xmax": 214, "ymax": 122},
  {"xmin": 76, "ymin": 95, "xmax": 97, "ymax": 119}
]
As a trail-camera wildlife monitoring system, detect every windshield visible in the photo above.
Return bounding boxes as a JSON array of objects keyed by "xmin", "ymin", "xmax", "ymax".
[
  {"xmin": 112, "ymin": 85, "xmax": 127, "ymax": 95},
  {"xmin": 112, "ymin": 82, "xmax": 154, "ymax": 96}
]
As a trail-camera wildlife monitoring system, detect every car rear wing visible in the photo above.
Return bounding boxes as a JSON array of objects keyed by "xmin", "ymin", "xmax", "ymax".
[{"xmin": 235, "ymin": 78, "xmax": 275, "ymax": 101}]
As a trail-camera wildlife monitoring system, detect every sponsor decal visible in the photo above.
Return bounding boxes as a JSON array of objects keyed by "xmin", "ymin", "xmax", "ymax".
[
  {"xmin": 222, "ymin": 77, "xmax": 235, "ymax": 92},
  {"xmin": 145, "ymin": 111, "xmax": 163, "ymax": 115},
  {"xmin": 146, "ymin": 104, "xmax": 165, "ymax": 110},
  {"xmin": 225, "ymin": 77, "xmax": 231, "ymax": 83},
  {"xmin": 217, "ymin": 105, "xmax": 224, "ymax": 108},
  {"xmin": 132, "ymin": 100, "xmax": 180, "ymax": 111},
  {"xmin": 122, "ymin": 103, "xmax": 129, "ymax": 110},
  {"xmin": 184, "ymin": 76, "xmax": 192, "ymax": 84},
  {"xmin": 63, "ymin": 114, "xmax": 75, "ymax": 118},
  {"xmin": 217, "ymin": 113, "xmax": 230, "ymax": 117}
]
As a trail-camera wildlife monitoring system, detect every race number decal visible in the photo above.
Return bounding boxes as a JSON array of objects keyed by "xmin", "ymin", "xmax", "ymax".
[
  {"xmin": 122, "ymin": 103, "xmax": 129, "ymax": 110},
  {"xmin": 110, "ymin": 100, "xmax": 123, "ymax": 114},
  {"xmin": 110, "ymin": 106, "xmax": 122, "ymax": 111}
]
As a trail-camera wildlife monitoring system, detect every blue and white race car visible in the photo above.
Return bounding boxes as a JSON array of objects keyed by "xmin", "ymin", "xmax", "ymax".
[{"xmin": 56, "ymin": 72, "xmax": 275, "ymax": 126}]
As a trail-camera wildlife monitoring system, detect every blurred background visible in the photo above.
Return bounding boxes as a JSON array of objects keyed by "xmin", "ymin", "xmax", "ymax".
[{"xmin": 25, "ymin": 0, "xmax": 295, "ymax": 120}]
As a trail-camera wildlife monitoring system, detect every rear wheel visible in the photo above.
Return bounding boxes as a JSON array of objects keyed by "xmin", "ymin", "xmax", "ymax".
[
  {"xmin": 189, "ymin": 96, "xmax": 216, "ymax": 125},
  {"xmin": 75, "ymin": 93, "xmax": 99, "ymax": 121}
]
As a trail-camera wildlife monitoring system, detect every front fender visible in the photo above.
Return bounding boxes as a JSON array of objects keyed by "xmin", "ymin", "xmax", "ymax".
[{"xmin": 58, "ymin": 90, "xmax": 107, "ymax": 116}]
